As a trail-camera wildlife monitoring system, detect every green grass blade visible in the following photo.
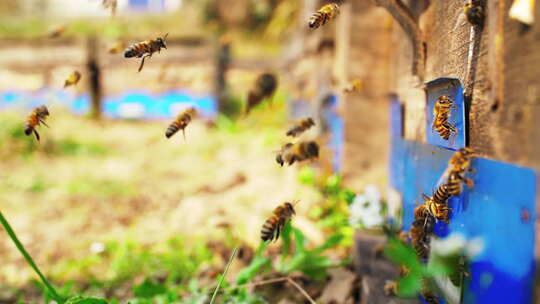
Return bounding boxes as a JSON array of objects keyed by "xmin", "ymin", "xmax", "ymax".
[
  {"xmin": 209, "ymin": 246, "xmax": 238, "ymax": 304},
  {"xmin": 0, "ymin": 211, "xmax": 64, "ymax": 303}
]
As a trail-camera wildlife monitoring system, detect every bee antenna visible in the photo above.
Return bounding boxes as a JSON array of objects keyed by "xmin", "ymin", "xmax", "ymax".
[{"xmin": 164, "ymin": 33, "xmax": 169, "ymax": 39}]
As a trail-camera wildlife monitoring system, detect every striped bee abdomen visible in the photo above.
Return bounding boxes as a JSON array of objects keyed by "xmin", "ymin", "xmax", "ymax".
[
  {"xmin": 432, "ymin": 184, "xmax": 451, "ymax": 204},
  {"xmin": 165, "ymin": 120, "xmax": 182, "ymax": 138},
  {"xmin": 261, "ymin": 216, "xmax": 279, "ymax": 241}
]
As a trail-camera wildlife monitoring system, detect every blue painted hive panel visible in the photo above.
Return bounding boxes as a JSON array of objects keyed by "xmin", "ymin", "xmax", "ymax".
[
  {"xmin": 425, "ymin": 78, "xmax": 466, "ymax": 150},
  {"xmin": 390, "ymin": 138, "xmax": 536, "ymax": 303}
]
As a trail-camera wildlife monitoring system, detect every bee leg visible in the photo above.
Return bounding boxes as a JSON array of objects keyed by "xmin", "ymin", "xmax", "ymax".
[
  {"xmin": 464, "ymin": 178, "xmax": 475, "ymax": 188},
  {"xmin": 275, "ymin": 224, "xmax": 281, "ymax": 242},
  {"xmin": 182, "ymin": 128, "xmax": 186, "ymax": 141},
  {"xmin": 39, "ymin": 119, "xmax": 49, "ymax": 128},
  {"xmin": 33, "ymin": 129, "xmax": 40, "ymax": 142},
  {"xmin": 137, "ymin": 54, "xmax": 151, "ymax": 72}
]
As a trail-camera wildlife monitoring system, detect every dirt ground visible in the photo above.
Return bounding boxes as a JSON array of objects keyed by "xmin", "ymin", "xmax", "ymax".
[{"xmin": 0, "ymin": 107, "xmax": 325, "ymax": 287}]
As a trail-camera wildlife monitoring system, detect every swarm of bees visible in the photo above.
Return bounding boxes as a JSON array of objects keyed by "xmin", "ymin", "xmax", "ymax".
[
  {"xmin": 245, "ymin": 73, "xmax": 278, "ymax": 115},
  {"xmin": 165, "ymin": 107, "xmax": 196, "ymax": 139},
  {"xmin": 309, "ymin": 3, "xmax": 340, "ymax": 29},
  {"xmin": 464, "ymin": 0, "xmax": 485, "ymax": 27},
  {"xmin": 261, "ymin": 201, "xmax": 297, "ymax": 242},
  {"xmin": 432, "ymin": 95, "xmax": 457, "ymax": 140},
  {"xmin": 286, "ymin": 118, "xmax": 315, "ymax": 137},
  {"xmin": 64, "ymin": 71, "xmax": 82, "ymax": 88},
  {"xmin": 24, "ymin": 106, "xmax": 50, "ymax": 141},
  {"xmin": 124, "ymin": 34, "xmax": 168, "ymax": 72}
]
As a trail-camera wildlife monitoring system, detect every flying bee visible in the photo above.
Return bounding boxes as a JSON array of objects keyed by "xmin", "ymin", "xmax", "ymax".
[
  {"xmin": 308, "ymin": 3, "xmax": 340, "ymax": 29},
  {"xmin": 277, "ymin": 141, "xmax": 319, "ymax": 166},
  {"xmin": 261, "ymin": 201, "xmax": 297, "ymax": 242},
  {"xmin": 108, "ymin": 41, "xmax": 126, "ymax": 54},
  {"xmin": 48, "ymin": 25, "xmax": 66, "ymax": 38},
  {"xmin": 276, "ymin": 143, "xmax": 294, "ymax": 167},
  {"xmin": 433, "ymin": 95, "xmax": 457, "ymax": 140},
  {"xmin": 245, "ymin": 73, "xmax": 278, "ymax": 115},
  {"xmin": 165, "ymin": 107, "xmax": 196, "ymax": 139},
  {"xmin": 464, "ymin": 0, "xmax": 485, "ymax": 27},
  {"xmin": 124, "ymin": 34, "xmax": 168, "ymax": 72},
  {"xmin": 64, "ymin": 71, "xmax": 81, "ymax": 88},
  {"xmin": 286, "ymin": 118, "xmax": 315, "ymax": 137},
  {"xmin": 24, "ymin": 106, "xmax": 50, "ymax": 141},
  {"xmin": 343, "ymin": 79, "xmax": 363, "ymax": 93}
]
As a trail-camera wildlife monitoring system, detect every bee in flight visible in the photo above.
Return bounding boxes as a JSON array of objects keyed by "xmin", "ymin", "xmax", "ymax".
[
  {"xmin": 261, "ymin": 201, "xmax": 297, "ymax": 242},
  {"xmin": 48, "ymin": 25, "xmax": 66, "ymax": 38},
  {"xmin": 464, "ymin": 0, "xmax": 485, "ymax": 27},
  {"xmin": 165, "ymin": 107, "xmax": 196, "ymax": 139},
  {"xmin": 286, "ymin": 118, "xmax": 315, "ymax": 137},
  {"xmin": 246, "ymin": 73, "xmax": 278, "ymax": 115},
  {"xmin": 343, "ymin": 79, "xmax": 363, "ymax": 93},
  {"xmin": 108, "ymin": 41, "xmax": 126, "ymax": 54},
  {"xmin": 433, "ymin": 95, "xmax": 457, "ymax": 140},
  {"xmin": 309, "ymin": 3, "xmax": 340, "ymax": 29},
  {"xmin": 64, "ymin": 71, "xmax": 81, "ymax": 88},
  {"xmin": 124, "ymin": 34, "xmax": 168, "ymax": 72},
  {"xmin": 275, "ymin": 141, "xmax": 319, "ymax": 167},
  {"xmin": 24, "ymin": 106, "xmax": 50, "ymax": 141}
]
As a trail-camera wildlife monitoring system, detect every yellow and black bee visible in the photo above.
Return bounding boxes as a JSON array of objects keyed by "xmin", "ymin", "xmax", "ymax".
[
  {"xmin": 124, "ymin": 34, "xmax": 168, "ymax": 72},
  {"xmin": 343, "ymin": 79, "xmax": 363, "ymax": 93},
  {"xmin": 64, "ymin": 71, "xmax": 81, "ymax": 88},
  {"xmin": 276, "ymin": 141, "xmax": 319, "ymax": 166},
  {"xmin": 261, "ymin": 201, "xmax": 297, "ymax": 242},
  {"xmin": 245, "ymin": 73, "xmax": 278, "ymax": 115},
  {"xmin": 165, "ymin": 107, "xmax": 196, "ymax": 139},
  {"xmin": 464, "ymin": 0, "xmax": 485, "ymax": 27},
  {"xmin": 433, "ymin": 95, "xmax": 456, "ymax": 140},
  {"xmin": 448, "ymin": 147, "xmax": 475, "ymax": 172},
  {"xmin": 108, "ymin": 41, "xmax": 126, "ymax": 54},
  {"xmin": 286, "ymin": 118, "xmax": 315, "ymax": 137},
  {"xmin": 424, "ymin": 188, "xmax": 451, "ymax": 223},
  {"xmin": 24, "ymin": 106, "xmax": 50, "ymax": 141},
  {"xmin": 309, "ymin": 3, "xmax": 340, "ymax": 29}
]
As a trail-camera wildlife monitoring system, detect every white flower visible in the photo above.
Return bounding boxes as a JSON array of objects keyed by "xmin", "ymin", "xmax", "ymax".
[
  {"xmin": 348, "ymin": 185, "xmax": 384, "ymax": 228},
  {"xmin": 90, "ymin": 242, "xmax": 105, "ymax": 254},
  {"xmin": 431, "ymin": 233, "xmax": 484, "ymax": 258}
]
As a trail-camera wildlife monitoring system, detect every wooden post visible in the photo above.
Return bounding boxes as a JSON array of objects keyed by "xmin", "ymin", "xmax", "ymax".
[
  {"xmin": 214, "ymin": 37, "xmax": 231, "ymax": 114},
  {"xmin": 86, "ymin": 36, "xmax": 102, "ymax": 120}
]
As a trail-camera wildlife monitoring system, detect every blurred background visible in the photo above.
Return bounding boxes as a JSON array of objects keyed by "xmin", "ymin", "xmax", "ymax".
[{"xmin": 0, "ymin": 0, "xmax": 390, "ymax": 303}]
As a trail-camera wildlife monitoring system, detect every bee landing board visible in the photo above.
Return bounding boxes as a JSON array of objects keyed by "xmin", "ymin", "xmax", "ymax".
[
  {"xmin": 390, "ymin": 138, "xmax": 537, "ymax": 304},
  {"xmin": 425, "ymin": 78, "xmax": 467, "ymax": 150}
]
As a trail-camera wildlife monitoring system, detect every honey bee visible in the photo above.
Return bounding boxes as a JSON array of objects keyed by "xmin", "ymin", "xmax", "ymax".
[
  {"xmin": 276, "ymin": 143, "xmax": 294, "ymax": 167},
  {"xmin": 24, "ymin": 106, "xmax": 50, "ymax": 141},
  {"xmin": 308, "ymin": 3, "xmax": 340, "ymax": 29},
  {"xmin": 165, "ymin": 107, "xmax": 196, "ymax": 139},
  {"xmin": 64, "ymin": 71, "xmax": 81, "ymax": 88},
  {"xmin": 48, "ymin": 25, "xmax": 66, "ymax": 38},
  {"xmin": 124, "ymin": 34, "xmax": 168, "ymax": 72},
  {"xmin": 286, "ymin": 118, "xmax": 315, "ymax": 137},
  {"xmin": 343, "ymin": 79, "xmax": 363, "ymax": 93},
  {"xmin": 108, "ymin": 41, "xmax": 126, "ymax": 54},
  {"xmin": 411, "ymin": 216, "xmax": 434, "ymax": 259},
  {"xmin": 261, "ymin": 201, "xmax": 297, "ymax": 242},
  {"xmin": 276, "ymin": 141, "xmax": 319, "ymax": 166},
  {"xmin": 433, "ymin": 95, "xmax": 457, "ymax": 140},
  {"xmin": 464, "ymin": 0, "xmax": 485, "ymax": 27},
  {"xmin": 446, "ymin": 168, "xmax": 475, "ymax": 196},
  {"xmin": 448, "ymin": 147, "xmax": 475, "ymax": 172},
  {"xmin": 245, "ymin": 73, "xmax": 278, "ymax": 115},
  {"xmin": 423, "ymin": 191, "xmax": 451, "ymax": 223}
]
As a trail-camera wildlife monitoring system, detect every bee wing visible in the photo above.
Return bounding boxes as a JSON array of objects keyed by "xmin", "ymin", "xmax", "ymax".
[{"xmin": 39, "ymin": 119, "xmax": 49, "ymax": 128}]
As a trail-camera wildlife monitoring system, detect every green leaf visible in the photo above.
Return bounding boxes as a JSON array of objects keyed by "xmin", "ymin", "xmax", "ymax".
[
  {"xmin": 280, "ymin": 221, "xmax": 292, "ymax": 257},
  {"xmin": 396, "ymin": 273, "xmax": 422, "ymax": 298},
  {"xmin": 65, "ymin": 296, "xmax": 108, "ymax": 304},
  {"xmin": 298, "ymin": 167, "xmax": 316, "ymax": 185},
  {"xmin": 313, "ymin": 233, "xmax": 343, "ymax": 254},
  {"xmin": 339, "ymin": 189, "xmax": 356, "ymax": 205},
  {"xmin": 292, "ymin": 228, "xmax": 306, "ymax": 253},
  {"xmin": 383, "ymin": 238, "xmax": 424, "ymax": 275},
  {"xmin": 235, "ymin": 256, "xmax": 271, "ymax": 285},
  {"xmin": 132, "ymin": 278, "xmax": 167, "ymax": 298}
]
